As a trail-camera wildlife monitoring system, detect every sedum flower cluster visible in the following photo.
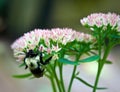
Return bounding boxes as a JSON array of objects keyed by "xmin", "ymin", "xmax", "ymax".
[
  {"xmin": 11, "ymin": 28, "xmax": 94, "ymax": 62},
  {"xmin": 80, "ymin": 13, "xmax": 120, "ymax": 31}
]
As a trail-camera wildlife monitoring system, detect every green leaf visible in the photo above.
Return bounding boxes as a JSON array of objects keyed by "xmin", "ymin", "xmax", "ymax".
[
  {"xmin": 110, "ymin": 34, "xmax": 120, "ymax": 38},
  {"xmin": 105, "ymin": 60, "xmax": 112, "ymax": 64},
  {"xmin": 58, "ymin": 58, "xmax": 79, "ymax": 65},
  {"xmin": 75, "ymin": 77, "xmax": 107, "ymax": 90},
  {"xmin": 12, "ymin": 73, "xmax": 32, "ymax": 79},
  {"xmin": 79, "ymin": 55, "xmax": 99, "ymax": 63},
  {"xmin": 19, "ymin": 63, "xmax": 25, "ymax": 67}
]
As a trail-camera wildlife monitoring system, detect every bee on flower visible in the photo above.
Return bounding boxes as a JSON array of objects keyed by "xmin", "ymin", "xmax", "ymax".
[{"xmin": 11, "ymin": 28, "xmax": 94, "ymax": 78}]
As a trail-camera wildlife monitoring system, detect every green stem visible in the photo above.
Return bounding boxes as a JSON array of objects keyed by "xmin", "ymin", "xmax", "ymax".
[
  {"xmin": 59, "ymin": 63, "xmax": 66, "ymax": 92},
  {"xmin": 93, "ymin": 45, "xmax": 111, "ymax": 92},
  {"xmin": 46, "ymin": 64, "xmax": 62, "ymax": 92},
  {"xmin": 54, "ymin": 68, "xmax": 62, "ymax": 92},
  {"xmin": 93, "ymin": 62, "xmax": 103, "ymax": 92},
  {"xmin": 49, "ymin": 63, "xmax": 62, "ymax": 92},
  {"xmin": 98, "ymin": 31, "xmax": 102, "ymax": 59},
  {"xmin": 45, "ymin": 66, "xmax": 57, "ymax": 92},
  {"xmin": 50, "ymin": 77, "xmax": 57, "ymax": 92},
  {"xmin": 45, "ymin": 74, "xmax": 57, "ymax": 92},
  {"xmin": 68, "ymin": 65, "xmax": 77, "ymax": 92}
]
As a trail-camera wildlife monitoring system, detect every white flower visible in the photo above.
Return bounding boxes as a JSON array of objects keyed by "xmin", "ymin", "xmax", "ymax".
[
  {"xmin": 11, "ymin": 28, "xmax": 94, "ymax": 62},
  {"xmin": 80, "ymin": 12, "xmax": 120, "ymax": 31}
]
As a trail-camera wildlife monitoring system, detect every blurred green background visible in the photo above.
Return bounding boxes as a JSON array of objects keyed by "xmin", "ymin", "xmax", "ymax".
[{"xmin": 0, "ymin": 0, "xmax": 120, "ymax": 92}]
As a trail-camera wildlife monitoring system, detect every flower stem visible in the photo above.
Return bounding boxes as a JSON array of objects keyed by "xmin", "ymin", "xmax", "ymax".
[
  {"xmin": 93, "ymin": 45, "xmax": 111, "ymax": 92},
  {"xmin": 49, "ymin": 63, "xmax": 62, "ymax": 92},
  {"xmin": 68, "ymin": 65, "xmax": 77, "ymax": 92},
  {"xmin": 45, "ymin": 67, "xmax": 57, "ymax": 92},
  {"xmin": 59, "ymin": 63, "xmax": 66, "ymax": 92},
  {"xmin": 46, "ymin": 74, "xmax": 57, "ymax": 92},
  {"xmin": 93, "ymin": 62, "xmax": 103, "ymax": 92},
  {"xmin": 54, "ymin": 68, "xmax": 62, "ymax": 92},
  {"xmin": 50, "ymin": 77, "xmax": 57, "ymax": 92},
  {"xmin": 46, "ymin": 64, "xmax": 62, "ymax": 92}
]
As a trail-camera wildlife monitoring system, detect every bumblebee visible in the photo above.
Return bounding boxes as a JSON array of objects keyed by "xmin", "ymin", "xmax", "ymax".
[{"xmin": 24, "ymin": 50, "xmax": 52, "ymax": 78}]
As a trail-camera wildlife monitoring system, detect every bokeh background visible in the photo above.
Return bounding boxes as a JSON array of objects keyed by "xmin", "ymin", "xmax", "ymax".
[{"xmin": 0, "ymin": 0, "xmax": 120, "ymax": 92}]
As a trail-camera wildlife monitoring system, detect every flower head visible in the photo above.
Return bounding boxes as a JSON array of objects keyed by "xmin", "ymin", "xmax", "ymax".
[
  {"xmin": 80, "ymin": 12, "xmax": 120, "ymax": 31},
  {"xmin": 11, "ymin": 28, "xmax": 94, "ymax": 62}
]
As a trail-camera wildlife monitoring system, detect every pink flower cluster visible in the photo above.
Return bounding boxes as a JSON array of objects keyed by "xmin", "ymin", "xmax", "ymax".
[
  {"xmin": 80, "ymin": 13, "xmax": 120, "ymax": 31},
  {"xmin": 11, "ymin": 28, "xmax": 93, "ymax": 61}
]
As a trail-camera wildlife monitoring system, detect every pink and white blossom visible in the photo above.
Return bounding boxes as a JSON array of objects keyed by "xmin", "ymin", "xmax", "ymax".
[
  {"xmin": 11, "ymin": 28, "xmax": 94, "ymax": 62},
  {"xmin": 80, "ymin": 13, "xmax": 120, "ymax": 31}
]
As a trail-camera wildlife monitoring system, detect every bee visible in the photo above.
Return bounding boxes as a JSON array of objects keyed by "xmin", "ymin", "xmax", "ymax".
[{"xmin": 24, "ymin": 49, "xmax": 52, "ymax": 78}]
